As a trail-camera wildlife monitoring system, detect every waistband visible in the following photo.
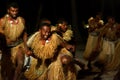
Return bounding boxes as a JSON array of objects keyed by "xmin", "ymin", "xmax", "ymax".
[
  {"xmin": 7, "ymin": 39, "xmax": 23, "ymax": 48},
  {"xmin": 90, "ymin": 32, "xmax": 99, "ymax": 36}
]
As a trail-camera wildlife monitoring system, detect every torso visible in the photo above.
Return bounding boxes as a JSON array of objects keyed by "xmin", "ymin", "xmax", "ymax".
[
  {"xmin": 30, "ymin": 33, "xmax": 63, "ymax": 59},
  {"xmin": 104, "ymin": 23, "xmax": 118, "ymax": 41},
  {"xmin": 1, "ymin": 14, "xmax": 25, "ymax": 45}
]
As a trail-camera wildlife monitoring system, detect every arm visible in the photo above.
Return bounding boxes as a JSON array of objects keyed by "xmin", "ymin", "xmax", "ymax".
[
  {"xmin": 21, "ymin": 18, "xmax": 30, "ymax": 56},
  {"xmin": 60, "ymin": 38, "xmax": 74, "ymax": 52},
  {"xmin": 0, "ymin": 18, "xmax": 5, "ymax": 34},
  {"xmin": 13, "ymin": 48, "xmax": 24, "ymax": 80},
  {"xmin": 23, "ymin": 32, "xmax": 29, "ymax": 51}
]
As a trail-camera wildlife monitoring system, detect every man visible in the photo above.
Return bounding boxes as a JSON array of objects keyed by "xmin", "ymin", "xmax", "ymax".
[
  {"xmin": 0, "ymin": 2, "xmax": 28, "ymax": 80},
  {"xmin": 52, "ymin": 19, "xmax": 75, "ymax": 55},
  {"xmin": 97, "ymin": 17, "xmax": 120, "ymax": 70},
  {"xmin": 94, "ymin": 16, "xmax": 120, "ymax": 79},
  {"xmin": 24, "ymin": 23, "xmax": 77, "ymax": 80},
  {"xmin": 52, "ymin": 19, "xmax": 85, "ymax": 70},
  {"xmin": 83, "ymin": 13, "xmax": 104, "ymax": 70}
]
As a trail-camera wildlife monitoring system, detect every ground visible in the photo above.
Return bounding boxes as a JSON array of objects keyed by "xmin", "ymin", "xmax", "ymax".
[
  {"xmin": 0, "ymin": 39, "xmax": 119, "ymax": 80},
  {"xmin": 75, "ymin": 39, "xmax": 119, "ymax": 80}
]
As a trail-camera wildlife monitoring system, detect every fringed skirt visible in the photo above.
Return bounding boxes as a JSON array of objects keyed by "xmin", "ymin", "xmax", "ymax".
[
  {"xmin": 24, "ymin": 57, "xmax": 48, "ymax": 80},
  {"xmin": 97, "ymin": 39, "xmax": 120, "ymax": 71},
  {"xmin": 83, "ymin": 33, "xmax": 98, "ymax": 61},
  {"xmin": 47, "ymin": 48, "xmax": 77, "ymax": 80},
  {"xmin": 24, "ymin": 48, "xmax": 77, "ymax": 80}
]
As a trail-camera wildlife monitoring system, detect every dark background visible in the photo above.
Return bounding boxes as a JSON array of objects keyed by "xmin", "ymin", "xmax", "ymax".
[{"xmin": 0, "ymin": 0, "xmax": 120, "ymax": 42}]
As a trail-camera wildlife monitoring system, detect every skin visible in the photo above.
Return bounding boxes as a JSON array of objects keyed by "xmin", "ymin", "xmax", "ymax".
[
  {"xmin": 58, "ymin": 21, "xmax": 68, "ymax": 33},
  {"xmin": 39, "ymin": 25, "xmax": 51, "ymax": 40},
  {"xmin": 57, "ymin": 20, "xmax": 86, "ymax": 70},
  {"xmin": 38, "ymin": 25, "xmax": 74, "ymax": 64},
  {"xmin": 7, "ymin": 7, "xmax": 19, "ymax": 19},
  {"xmin": 9, "ymin": 6, "xmax": 28, "ymax": 80},
  {"xmin": 57, "ymin": 21, "xmax": 75, "ymax": 54},
  {"xmin": 0, "ymin": 5, "xmax": 28, "ymax": 80}
]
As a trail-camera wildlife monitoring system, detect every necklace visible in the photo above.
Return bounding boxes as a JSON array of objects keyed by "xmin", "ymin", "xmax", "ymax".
[{"xmin": 9, "ymin": 19, "xmax": 19, "ymax": 24}]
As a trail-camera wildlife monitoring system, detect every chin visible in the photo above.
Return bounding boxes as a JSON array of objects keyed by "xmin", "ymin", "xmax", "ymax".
[
  {"xmin": 12, "ymin": 15, "xmax": 18, "ymax": 19},
  {"xmin": 44, "ymin": 36, "xmax": 49, "ymax": 39},
  {"xmin": 43, "ymin": 37, "xmax": 48, "ymax": 40},
  {"xmin": 13, "ymin": 16, "xmax": 17, "ymax": 19}
]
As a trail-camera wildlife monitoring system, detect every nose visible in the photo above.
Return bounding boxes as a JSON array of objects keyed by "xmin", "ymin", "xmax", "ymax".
[
  {"xmin": 45, "ymin": 32, "xmax": 49, "ymax": 36},
  {"xmin": 13, "ymin": 11, "xmax": 18, "ymax": 15},
  {"xmin": 64, "ymin": 25, "xmax": 67, "ymax": 28}
]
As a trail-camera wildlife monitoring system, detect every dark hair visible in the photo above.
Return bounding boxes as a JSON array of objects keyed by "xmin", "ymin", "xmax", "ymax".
[
  {"xmin": 39, "ymin": 23, "xmax": 51, "ymax": 29},
  {"xmin": 57, "ymin": 18, "xmax": 68, "ymax": 24},
  {"xmin": 40, "ymin": 18, "xmax": 51, "ymax": 24},
  {"xmin": 7, "ymin": 2, "xmax": 19, "ymax": 9},
  {"xmin": 107, "ymin": 16, "xmax": 115, "ymax": 21}
]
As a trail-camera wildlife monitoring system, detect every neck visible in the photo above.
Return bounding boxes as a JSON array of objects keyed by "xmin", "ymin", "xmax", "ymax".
[
  {"xmin": 6, "ymin": 14, "xmax": 17, "ymax": 20},
  {"xmin": 40, "ymin": 37, "xmax": 51, "ymax": 45}
]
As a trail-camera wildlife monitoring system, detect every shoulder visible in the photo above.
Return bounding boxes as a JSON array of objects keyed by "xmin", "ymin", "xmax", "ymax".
[
  {"xmin": 0, "ymin": 14, "xmax": 8, "ymax": 25},
  {"xmin": 66, "ymin": 29, "xmax": 73, "ymax": 33},
  {"xmin": 98, "ymin": 20, "xmax": 104, "ymax": 25},
  {"xmin": 51, "ymin": 33, "xmax": 63, "ymax": 40},
  {"xmin": 51, "ymin": 26, "xmax": 57, "ymax": 31},
  {"xmin": 88, "ymin": 17, "xmax": 94, "ymax": 22},
  {"xmin": 0, "ymin": 18, "xmax": 4, "ymax": 24},
  {"xmin": 18, "ymin": 16, "xmax": 25, "ymax": 24},
  {"xmin": 51, "ymin": 33, "xmax": 59, "ymax": 38},
  {"xmin": 0, "ymin": 14, "xmax": 8, "ymax": 21},
  {"xmin": 27, "ymin": 31, "xmax": 39, "ymax": 47}
]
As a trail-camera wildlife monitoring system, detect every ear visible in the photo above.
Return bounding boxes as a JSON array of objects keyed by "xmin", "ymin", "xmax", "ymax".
[
  {"xmin": 39, "ymin": 29, "xmax": 41, "ymax": 32},
  {"xmin": 7, "ymin": 9, "xmax": 9, "ymax": 13}
]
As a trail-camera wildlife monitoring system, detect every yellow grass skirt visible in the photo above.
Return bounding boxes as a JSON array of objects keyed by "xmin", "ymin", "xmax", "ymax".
[
  {"xmin": 97, "ymin": 39, "xmax": 120, "ymax": 71},
  {"xmin": 83, "ymin": 33, "xmax": 98, "ymax": 61}
]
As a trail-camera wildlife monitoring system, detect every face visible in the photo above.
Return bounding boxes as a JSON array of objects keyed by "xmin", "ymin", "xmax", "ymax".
[
  {"xmin": 95, "ymin": 15, "xmax": 101, "ymax": 22},
  {"xmin": 108, "ymin": 18, "xmax": 115, "ymax": 24},
  {"xmin": 58, "ymin": 22, "xmax": 68, "ymax": 32},
  {"xmin": 40, "ymin": 26, "xmax": 51, "ymax": 40},
  {"xmin": 8, "ymin": 7, "xmax": 19, "ymax": 19}
]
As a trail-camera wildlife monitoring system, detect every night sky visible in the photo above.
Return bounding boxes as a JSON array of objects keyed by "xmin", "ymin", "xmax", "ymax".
[{"xmin": 0, "ymin": 0, "xmax": 120, "ymax": 40}]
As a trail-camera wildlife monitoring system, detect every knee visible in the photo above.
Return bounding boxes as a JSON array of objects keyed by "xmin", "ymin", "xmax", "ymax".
[{"xmin": 60, "ymin": 55, "xmax": 72, "ymax": 65}]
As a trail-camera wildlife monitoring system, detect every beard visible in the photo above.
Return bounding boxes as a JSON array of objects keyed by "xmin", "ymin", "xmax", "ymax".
[
  {"xmin": 9, "ymin": 14, "xmax": 18, "ymax": 19},
  {"xmin": 12, "ymin": 15, "xmax": 18, "ymax": 19},
  {"xmin": 60, "ymin": 28, "xmax": 66, "ymax": 33},
  {"xmin": 43, "ymin": 36, "xmax": 48, "ymax": 40}
]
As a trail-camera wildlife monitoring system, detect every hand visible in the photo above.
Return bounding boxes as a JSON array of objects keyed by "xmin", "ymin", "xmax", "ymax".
[
  {"xmin": 66, "ymin": 44, "xmax": 74, "ymax": 52},
  {"xmin": 24, "ymin": 48, "xmax": 32, "ymax": 56},
  {"xmin": 6, "ymin": 38, "xmax": 12, "ymax": 45}
]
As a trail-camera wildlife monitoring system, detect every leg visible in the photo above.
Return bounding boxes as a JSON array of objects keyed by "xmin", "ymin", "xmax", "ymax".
[
  {"xmin": 1, "ymin": 48, "xmax": 14, "ymax": 80},
  {"xmin": 113, "ymin": 69, "xmax": 120, "ymax": 80},
  {"xmin": 13, "ymin": 47, "xmax": 24, "ymax": 80},
  {"xmin": 87, "ymin": 60, "xmax": 92, "ymax": 70},
  {"xmin": 73, "ymin": 58, "xmax": 85, "ymax": 70}
]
